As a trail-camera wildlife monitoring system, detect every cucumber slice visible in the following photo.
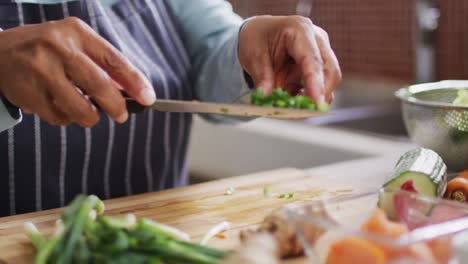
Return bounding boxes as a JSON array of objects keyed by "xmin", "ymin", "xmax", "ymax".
[
  {"xmin": 379, "ymin": 172, "xmax": 437, "ymax": 220},
  {"xmin": 384, "ymin": 172, "xmax": 438, "ymax": 195},
  {"xmin": 378, "ymin": 148, "xmax": 447, "ymax": 220}
]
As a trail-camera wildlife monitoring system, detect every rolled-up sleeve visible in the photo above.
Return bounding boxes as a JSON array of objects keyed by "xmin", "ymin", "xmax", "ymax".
[{"xmin": 166, "ymin": 0, "xmax": 252, "ymax": 123}]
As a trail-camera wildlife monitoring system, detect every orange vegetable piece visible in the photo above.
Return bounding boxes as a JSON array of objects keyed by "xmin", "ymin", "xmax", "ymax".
[
  {"xmin": 361, "ymin": 209, "xmax": 436, "ymax": 263},
  {"xmin": 362, "ymin": 208, "xmax": 409, "ymax": 237},
  {"xmin": 444, "ymin": 177, "xmax": 468, "ymax": 203},
  {"xmin": 326, "ymin": 237, "xmax": 386, "ymax": 264},
  {"xmin": 427, "ymin": 237, "xmax": 452, "ymax": 264},
  {"xmin": 387, "ymin": 243, "xmax": 436, "ymax": 263},
  {"xmin": 215, "ymin": 232, "xmax": 227, "ymax": 239},
  {"xmin": 457, "ymin": 169, "xmax": 468, "ymax": 180}
]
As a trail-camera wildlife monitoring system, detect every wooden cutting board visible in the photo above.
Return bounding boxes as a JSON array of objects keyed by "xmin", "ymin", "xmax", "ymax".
[{"xmin": 0, "ymin": 168, "xmax": 360, "ymax": 263}]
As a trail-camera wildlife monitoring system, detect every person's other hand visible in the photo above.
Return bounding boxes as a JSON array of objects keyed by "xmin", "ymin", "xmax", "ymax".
[
  {"xmin": 0, "ymin": 17, "xmax": 156, "ymax": 127},
  {"xmin": 239, "ymin": 15, "xmax": 341, "ymax": 104}
]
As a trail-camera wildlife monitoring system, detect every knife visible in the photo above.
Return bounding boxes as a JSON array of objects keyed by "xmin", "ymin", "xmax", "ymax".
[
  {"xmin": 0, "ymin": 91, "xmax": 330, "ymax": 126},
  {"xmin": 125, "ymin": 97, "xmax": 330, "ymax": 119}
]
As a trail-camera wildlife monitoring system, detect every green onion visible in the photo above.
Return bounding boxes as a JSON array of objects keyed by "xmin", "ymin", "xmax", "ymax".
[
  {"xmin": 263, "ymin": 185, "xmax": 271, "ymax": 197},
  {"xmin": 224, "ymin": 187, "xmax": 235, "ymax": 195},
  {"xmin": 253, "ymin": 88, "xmax": 263, "ymax": 98},
  {"xmin": 274, "ymin": 100, "xmax": 287, "ymax": 108},
  {"xmin": 35, "ymin": 220, "xmax": 65, "ymax": 264},
  {"xmin": 307, "ymin": 104, "xmax": 317, "ymax": 111},
  {"xmin": 24, "ymin": 222, "xmax": 46, "ymax": 250},
  {"xmin": 199, "ymin": 221, "xmax": 231, "ymax": 246},
  {"xmin": 99, "ymin": 214, "xmax": 137, "ymax": 229},
  {"xmin": 25, "ymin": 196, "xmax": 229, "ymax": 264},
  {"xmin": 25, "ymin": 195, "xmax": 229, "ymax": 264},
  {"xmin": 287, "ymin": 98, "xmax": 297, "ymax": 108},
  {"xmin": 56, "ymin": 195, "xmax": 100, "ymax": 264},
  {"xmin": 317, "ymin": 102, "xmax": 330, "ymax": 112},
  {"xmin": 137, "ymin": 218, "xmax": 191, "ymax": 242},
  {"xmin": 295, "ymin": 96, "xmax": 310, "ymax": 108},
  {"xmin": 95, "ymin": 200, "xmax": 106, "ymax": 215},
  {"xmin": 250, "ymin": 88, "xmax": 330, "ymax": 112}
]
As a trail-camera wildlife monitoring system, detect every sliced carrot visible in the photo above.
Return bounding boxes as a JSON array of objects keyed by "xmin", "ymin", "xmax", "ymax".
[
  {"xmin": 427, "ymin": 237, "xmax": 452, "ymax": 264},
  {"xmin": 444, "ymin": 177, "xmax": 468, "ymax": 203},
  {"xmin": 215, "ymin": 232, "xmax": 227, "ymax": 239},
  {"xmin": 386, "ymin": 243, "xmax": 435, "ymax": 263},
  {"xmin": 458, "ymin": 169, "xmax": 468, "ymax": 180},
  {"xmin": 326, "ymin": 237, "xmax": 386, "ymax": 264},
  {"xmin": 361, "ymin": 209, "xmax": 436, "ymax": 263},
  {"xmin": 362, "ymin": 208, "xmax": 409, "ymax": 238}
]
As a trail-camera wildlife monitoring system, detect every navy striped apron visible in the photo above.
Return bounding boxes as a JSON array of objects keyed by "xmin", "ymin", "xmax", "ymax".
[{"xmin": 0, "ymin": 0, "xmax": 193, "ymax": 216}]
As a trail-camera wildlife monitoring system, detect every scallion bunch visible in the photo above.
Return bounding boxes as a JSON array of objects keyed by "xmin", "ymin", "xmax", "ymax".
[{"xmin": 24, "ymin": 195, "xmax": 229, "ymax": 264}]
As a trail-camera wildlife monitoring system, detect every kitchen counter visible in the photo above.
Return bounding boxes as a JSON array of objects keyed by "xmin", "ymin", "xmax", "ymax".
[{"xmin": 0, "ymin": 154, "xmax": 401, "ymax": 263}]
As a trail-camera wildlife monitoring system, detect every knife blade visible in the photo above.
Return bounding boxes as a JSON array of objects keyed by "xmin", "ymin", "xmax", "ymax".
[{"xmin": 125, "ymin": 98, "xmax": 330, "ymax": 119}]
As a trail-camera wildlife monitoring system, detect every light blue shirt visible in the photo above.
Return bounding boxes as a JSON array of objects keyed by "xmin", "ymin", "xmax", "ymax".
[{"xmin": 0, "ymin": 0, "xmax": 251, "ymax": 131}]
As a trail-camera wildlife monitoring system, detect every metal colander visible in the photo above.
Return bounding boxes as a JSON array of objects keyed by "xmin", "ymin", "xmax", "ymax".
[{"xmin": 396, "ymin": 80, "xmax": 468, "ymax": 171}]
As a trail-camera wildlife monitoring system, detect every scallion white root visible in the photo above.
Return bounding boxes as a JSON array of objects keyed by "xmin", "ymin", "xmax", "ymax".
[
  {"xmin": 100, "ymin": 214, "xmax": 137, "ymax": 229},
  {"xmin": 54, "ymin": 220, "xmax": 65, "ymax": 236},
  {"xmin": 88, "ymin": 210, "xmax": 97, "ymax": 222},
  {"xmin": 200, "ymin": 221, "xmax": 231, "ymax": 245},
  {"xmin": 24, "ymin": 222, "xmax": 46, "ymax": 250},
  {"xmin": 95, "ymin": 200, "xmax": 105, "ymax": 215}
]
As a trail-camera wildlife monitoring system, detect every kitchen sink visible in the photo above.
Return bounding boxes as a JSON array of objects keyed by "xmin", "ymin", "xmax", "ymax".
[
  {"xmin": 318, "ymin": 78, "xmax": 409, "ymax": 137},
  {"xmin": 187, "ymin": 117, "xmax": 411, "ymax": 182}
]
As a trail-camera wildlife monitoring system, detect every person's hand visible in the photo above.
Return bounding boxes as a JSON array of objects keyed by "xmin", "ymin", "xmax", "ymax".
[
  {"xmin": 239, "ymin": 15, "xmax": 341, "ymax": 104},
  {"xmin": 0, "ymin": 17, "xmax": 156, "ymax": 127}
]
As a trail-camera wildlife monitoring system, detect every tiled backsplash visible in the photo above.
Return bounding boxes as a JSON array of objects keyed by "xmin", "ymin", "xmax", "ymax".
[
  {"xmin": 228, "ymin": 0, "xmax": 468, "ymax": 82},
  {"xmin": 437, "ymin": 1, "xmax": 468, "ymax": 80}
]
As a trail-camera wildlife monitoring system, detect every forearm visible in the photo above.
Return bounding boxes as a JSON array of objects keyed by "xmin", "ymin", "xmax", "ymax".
[
  {"xmin": 193, "ymin": 26, "xmax": 254, "ymax": 123},
  {"xmin": 195, "ymin": 28, "xmax": 250, "ymax": 102},
  {"xmin": 166, "ymin": 0, "xmax": 253, "ymax": 123},
  {"xmin": 168, "ymin": 0, "xmax": 247, "ymax": 102}
]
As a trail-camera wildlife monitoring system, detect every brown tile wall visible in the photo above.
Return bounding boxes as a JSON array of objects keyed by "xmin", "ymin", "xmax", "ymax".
[
  {"xmin": 228, "ymin": 0, "xmax": 468, "ymax": 82},
  {"xmin": 437, "ymin": 1, "xmax": 468, "ymax": 80}
]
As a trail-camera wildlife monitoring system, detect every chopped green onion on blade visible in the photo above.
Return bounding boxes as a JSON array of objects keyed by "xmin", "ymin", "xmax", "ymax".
[{"xmin": 251, "ymin": 88, "xmax": 329, "ymax": 112}]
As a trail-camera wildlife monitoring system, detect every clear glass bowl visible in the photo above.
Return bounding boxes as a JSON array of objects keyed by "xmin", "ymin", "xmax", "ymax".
[{"xmin": 287, "ymin": 189, "xmax": 468, "ymax": 264}]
